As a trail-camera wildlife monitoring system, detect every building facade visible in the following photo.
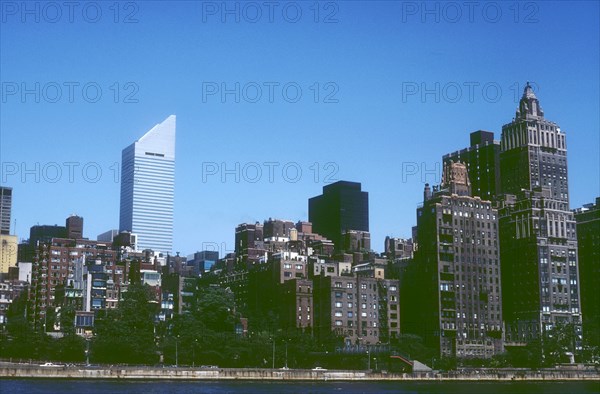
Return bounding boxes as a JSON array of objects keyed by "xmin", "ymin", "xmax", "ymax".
[
  {"xmin": 498, "ymin": 83, "xmax": 582, "ymax": 348},
  {"xmin": 0, "ymin": 234, "xmax": 18, "ymax": 274},
  {"xmin": 443, "ymin": 130, "xmax": 501, "ymax": 202},
  {"xmin": 234, "ymin": 222, "xmax": 267, "ymax": 267},
  {"xmin": 281, "ymin": 278, "xmax": 314, "ymax": 330},
  {"xmin": 66, "ymin": 215, "xmax": 84, "ymax": 239},
  {"xmin": 574, "ymin": 198, "xmax": 600, "ymax": 347},
  {"xmin": 384, "ymin": 237, "xmax": 414, "ymax": 260},
  {"xmin": 409, "ymin": 162, "xmax": 503, "ymax": 358},
  {"xmin": 187, "ymin": 250, "xmax": 219, "ymax": 276},
  {"xmin": 0, "ymin": 186, "xmax": 12, "ymax": 235},
  {"xmin": 29, "ymin": 238, "xmax": 120, "ymax": 329},
  {"xmin": 314, "ymin": 275, "xmax": 400, "ymax": 347},
  {"xmin": 309, "ymin": 181, "xmax": 369, "ymax": 251},
  {"xmin": 119, "ymin": 115, "xmax": 176, "ymax": 254}
]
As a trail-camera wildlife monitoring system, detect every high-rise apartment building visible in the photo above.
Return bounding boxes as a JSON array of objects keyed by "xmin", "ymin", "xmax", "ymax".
[
  {"xmin": 119, "ymin": 115, "xmax": 176, "ymax": 254},
  {"xmin": 187, "ymin": 250, "xmax": 219, "ymax": 276},
  {"xmin": 66, "ymin": 215, "xmax": 84, "ymax": 239},
  {"xmin": 263, "ymin": 218, "xmax": 295, "ymax": 241},
  {"xmin": 407, "ymin": 162, "xmax": 503, "ymax": 358},
  {"xmin": 97, "ymin": 230, "xmax": 119, "ymax": 243},
  {"xmin": 30, "ymin": 238, "xmax": 119, "ymax": 328},
  {"xmin": 309, "ymin": 181, "xmax": 369, "ymax": 251},
  {"xmin": 0, "ymin": 234, "xmax": 18, "ymax": 274},
  {"xmin": 443, "ymin": 130, "xmax": 501, "ymax": 202},
  {"xmin": 314, "ymin": 274, "xmax": 400, "ymax": 347},
  {"xmin": 0, "ymin": 186, "xmax": 12, "ymax": 235},
  {"xmin": 234, "ymin": 222, "xmax": 267, "ymax": 266},
  {"xmin": 29, "ymin": 225, "xmax": 67, "ymax": 246},
  {"xmin": 384, "ymin": 237, "xmax": 414, "ymax": 260},
  {"xmin": 0, "ymin": 186, "xmax": 16, "ymax": 275},
  {"xmin": 498, "ymin": 84, "xmax": 582, "ymax": 348}
]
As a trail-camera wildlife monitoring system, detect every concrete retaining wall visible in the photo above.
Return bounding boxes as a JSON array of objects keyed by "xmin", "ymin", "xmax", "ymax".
[{"xmin": 1, "ymin": 363, "xmax": 599, "ymax": 381}]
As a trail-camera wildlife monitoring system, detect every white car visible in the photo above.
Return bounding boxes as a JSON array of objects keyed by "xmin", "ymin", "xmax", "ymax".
[
  {"xmin": 312, "ymin": 367, "xmax": 327, "ymax": 371},
  {"xmin": 40, "ymin": 362, "xmax": 62, "ymax": 367}
]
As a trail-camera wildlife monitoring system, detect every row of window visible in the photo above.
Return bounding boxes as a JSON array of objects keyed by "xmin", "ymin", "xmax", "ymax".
[{"xmin": 283, "ymin": 263, "xmax": 304, "ymax": 270}]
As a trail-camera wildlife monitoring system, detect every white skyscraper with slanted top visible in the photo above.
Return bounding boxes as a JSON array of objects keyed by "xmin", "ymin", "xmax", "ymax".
[{"xmin": 119, "ymin": 115, "xmax": 176, "ymax": 254}]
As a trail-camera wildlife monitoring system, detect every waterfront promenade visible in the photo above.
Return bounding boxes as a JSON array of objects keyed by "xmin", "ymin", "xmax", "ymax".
[{"xmin": 1, "ymin": 362, "xmax": 598, "ymax": 381}]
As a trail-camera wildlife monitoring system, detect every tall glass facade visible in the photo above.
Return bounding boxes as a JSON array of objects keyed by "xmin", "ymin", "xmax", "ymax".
[{"xmin": 119, "ymin": 115, "xmax": 176, "ymax": 254}]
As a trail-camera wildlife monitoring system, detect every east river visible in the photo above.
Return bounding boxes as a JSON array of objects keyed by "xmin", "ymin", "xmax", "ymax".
[{"xmin": 1, "ymin": 380, "xmax": 599, "ymax": 393}]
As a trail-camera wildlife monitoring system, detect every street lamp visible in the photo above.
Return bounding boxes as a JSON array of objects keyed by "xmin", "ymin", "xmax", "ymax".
[
  {"xmin": 285, "ymin": 341, "xmax": 288, "ymax": 369},
  {"xmin": 367, "ymin": 348, "xmax": 370, "ymax": 370},
  {"xmin": 193, "ymin": 339, "xmax": 198, "ymax": 368},
  {"xmin": 85, "ymin": 337, "xmax": 90, "ymax": 366},
  {"xmin": 175, "ymin": 335, "xmax": 179, "ymax": 367},
  {"xmin": 272, "ymin": 338, "xmax": 276, "ymax": 369}
]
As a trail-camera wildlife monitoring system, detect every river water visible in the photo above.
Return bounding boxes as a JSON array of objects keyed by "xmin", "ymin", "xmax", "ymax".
[{"xmin": 1, "ymin": 380, "xmax": 599, "ymax": 393}]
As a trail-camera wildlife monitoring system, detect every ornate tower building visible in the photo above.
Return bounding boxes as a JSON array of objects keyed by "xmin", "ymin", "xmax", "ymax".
[{"xmin": 499, "ymin": 83, "xmax": 582, "ymax": 349}]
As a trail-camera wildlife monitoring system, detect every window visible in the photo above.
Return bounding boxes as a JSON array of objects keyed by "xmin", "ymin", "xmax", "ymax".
[
  {"xmin": 335, "ymin": 320, "xmax": 343, "ymax": 326},
  {"xmin": 284, "ymin": 263, "xmax": 292, "ymax": 269},
  {"xmin": 295, "ymin": 264, "xmax": 303, "ymax": 270},
  {"xmin": 347, "ymin": 283, "xmax": 353, "ymax": 289},
  {"xmin": 335, "ymin": 302, "xmax": 343, "ymax": 308}
]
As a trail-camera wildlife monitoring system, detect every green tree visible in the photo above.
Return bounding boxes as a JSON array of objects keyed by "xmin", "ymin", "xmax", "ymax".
[
  {"xmin": 542, "ymin": 322, "xmax": 577, "ymax": 366},
  {"xmin": 194, "ymin": 286, "xmax": 236, "ymax": 332},
  {"xmin": 1, "ymin": 294, "xmax": 50, "ymax": 360},
  {"xmin": 392, "ymin": 334, "xmax": 437, "ymax": 364},
  {"xmin": 59, "ymin": 304, "xmax": 77, "ymax": 337},
  {"xmin": 92, "ymin": 284, "xmax": 158, "ymax": 364}
]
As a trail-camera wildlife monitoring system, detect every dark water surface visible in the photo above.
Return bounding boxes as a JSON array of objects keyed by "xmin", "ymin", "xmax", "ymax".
[{"xmin": 1, "ymin": 380, "xmax": 599, "ymax": 394}]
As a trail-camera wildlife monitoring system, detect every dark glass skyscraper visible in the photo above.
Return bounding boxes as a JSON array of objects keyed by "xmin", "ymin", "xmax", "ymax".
[
  {"xmin": 498, "ymin": 83, "xmax": 582, "ymax": 348},
  {"xmin": 308, "ymin": 181, "xmax": 369, "ymax": 250}
]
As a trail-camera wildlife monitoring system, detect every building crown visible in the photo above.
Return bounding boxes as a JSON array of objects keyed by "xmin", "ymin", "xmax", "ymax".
[
  {"xmin": 441, "ymin": 160, "xmax": 472, "ymax": 197},
  {"xmin": 516, "ymin": 82, "xmax": 544, "ymax": 120}
]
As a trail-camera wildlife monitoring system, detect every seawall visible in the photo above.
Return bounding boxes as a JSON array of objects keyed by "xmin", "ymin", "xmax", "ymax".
[{"xmin": 1, "ymin": 363, "xmax": 599, "ymax": 381}]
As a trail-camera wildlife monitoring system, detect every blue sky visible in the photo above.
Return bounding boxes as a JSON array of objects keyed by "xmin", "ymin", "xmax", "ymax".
[{"xmin": 1, "ymin": 1, "xmax": 599, "ymax": 255}]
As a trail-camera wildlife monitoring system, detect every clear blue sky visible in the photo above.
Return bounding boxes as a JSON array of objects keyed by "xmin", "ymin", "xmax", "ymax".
[{"xmin": 1, "ymin": 1, "xmax": 599, "ymax": 256}]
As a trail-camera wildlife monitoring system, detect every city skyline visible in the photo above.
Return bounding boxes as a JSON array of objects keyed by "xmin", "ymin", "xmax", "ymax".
[
  {"xmin": 1, "ymin": 84, "xmax": 598, "ymax": 256},
  {"xmin": 1, "ymin": 2, "xmax": 599, "ymax": 256}
]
